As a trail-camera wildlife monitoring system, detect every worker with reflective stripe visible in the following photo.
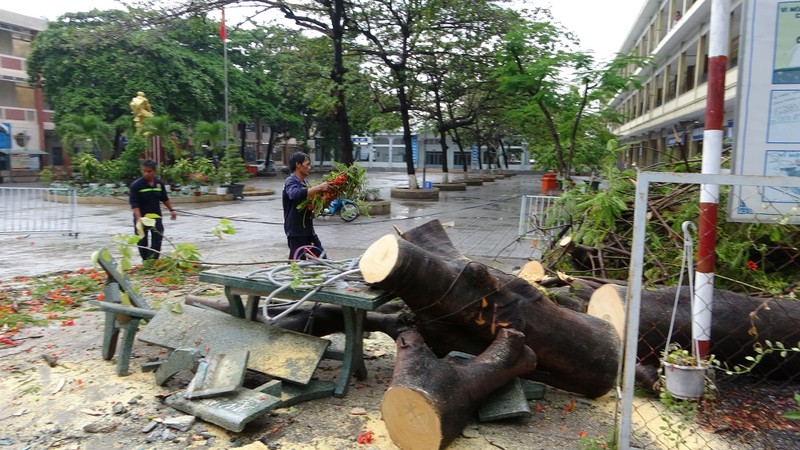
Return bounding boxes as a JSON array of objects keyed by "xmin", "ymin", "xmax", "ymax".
[{"xmin": 129, "ymin": 159, "xmax": 176, "ymax": 261}]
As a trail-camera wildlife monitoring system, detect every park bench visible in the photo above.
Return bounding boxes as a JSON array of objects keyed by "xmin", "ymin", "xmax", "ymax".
[{"xmin": 91, "ymin": 249, "xmax": 330, "ymax": 384}]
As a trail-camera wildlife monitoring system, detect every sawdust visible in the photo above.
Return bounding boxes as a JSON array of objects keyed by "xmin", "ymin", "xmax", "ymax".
[{"xmin": 0, "ymin": 297, "xmax": 624, "ymax": 450}]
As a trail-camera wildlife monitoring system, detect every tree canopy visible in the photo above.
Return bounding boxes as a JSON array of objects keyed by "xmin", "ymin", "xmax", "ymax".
[{"xmin": 27, "ymin": 2, "xmax": 641, "ymax": 176}]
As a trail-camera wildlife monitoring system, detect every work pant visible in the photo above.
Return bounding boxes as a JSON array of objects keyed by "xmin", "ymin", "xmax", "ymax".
[{"xmin": 134, "ymin": 217, "xmax": 164, "ymax": 261}]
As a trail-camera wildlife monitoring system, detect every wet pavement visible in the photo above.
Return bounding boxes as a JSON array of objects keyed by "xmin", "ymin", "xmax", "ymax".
[{"xmin": 0, "ymin": 170, "xmax": 544, "ymax": 280}]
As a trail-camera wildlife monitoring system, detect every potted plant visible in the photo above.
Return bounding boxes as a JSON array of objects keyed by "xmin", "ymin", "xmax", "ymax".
[
  {"xmin": 662, "ymin": 343, "xmax": 713, "ymax": 400},
  {"xmin": 219, "ymin": 146, "xmax": 249, "ymax": 199}
]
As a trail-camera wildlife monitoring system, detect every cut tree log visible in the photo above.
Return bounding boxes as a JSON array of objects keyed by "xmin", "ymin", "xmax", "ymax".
[
  {"xmin": 587, "ymin": 284, "xmax": 800, "ymax": 391},
  {"xmin": 381, "ymin": 328, "xmax": 536, "ymax": 450},
  {"xmin": 516, "ymin": 260, "xmax": 545, "ymax": 284},
  {"xmin": 360, "ymin": 219, "xmax": 620, "ymax": 398}
]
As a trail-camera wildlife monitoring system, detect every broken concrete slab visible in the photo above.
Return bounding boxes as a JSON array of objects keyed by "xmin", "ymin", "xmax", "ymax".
[
  {"xmin": 254, "ymin": 379, "xmax": 282, "ymax": 397},
  {"xmin": 165, "ymin": 388, "xmax": 280, "ymax": 432},
  {"xmin": 163, "ymin": 414, "xmax": 196, "ymax": 432},
  {"xmin": 520, "ymin": 379, "xmax": 546, "ymax": 400},
  {"xmin": 276, "ymin": 380, "xmax": 336, "ymax": 408},
  {"xmin": 477, "ymin": 378, "xmax": 531, "ymax": 422},
  {"xmin": 155, "ymin": 348, "xmax": 200, "ymax": 386},
  {"xmin": 185, "ymin": 350, "xmax": 249, "ymax": 399},
  {"xmin": 139, "ymin": 304, "xmax": 329, "ymax": 385}
]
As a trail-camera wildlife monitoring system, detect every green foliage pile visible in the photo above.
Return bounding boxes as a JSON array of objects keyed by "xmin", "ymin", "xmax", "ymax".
[{"xmin": 542, "ymin": 167, "xmax": 800, "ymax": 296}]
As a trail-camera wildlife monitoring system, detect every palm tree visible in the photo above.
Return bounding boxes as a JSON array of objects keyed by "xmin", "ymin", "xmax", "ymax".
[
  {"xmin": 192, "ymin": 120, "xmax": 226, "ymax": 159},
  {"xmin": 56, "ymin": 114, "xmax": 114, "ymax": 160},
  {"xmin": 141, "ymin": 115, "xmax": 186, "ymax": 161}
]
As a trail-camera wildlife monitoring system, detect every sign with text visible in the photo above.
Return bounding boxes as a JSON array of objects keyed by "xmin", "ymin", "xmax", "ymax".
[{"xmin": 731, "ymin": 0, "xmax": 800, "ymax": 222}]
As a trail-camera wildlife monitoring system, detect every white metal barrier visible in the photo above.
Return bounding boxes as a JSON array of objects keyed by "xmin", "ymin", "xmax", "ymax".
[
  {"xmin": 0, "ymin": 187, "xmax": 79, "ymax": 236},
  {"xmin": 517, "ymin": 194, "xmax": 562, "ymax": 249}
]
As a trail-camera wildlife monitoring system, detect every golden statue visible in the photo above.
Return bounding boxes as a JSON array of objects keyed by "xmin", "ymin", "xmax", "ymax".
[{"xmin": 130, "ymin": 91, "xmax": 154, "ymax": 134}]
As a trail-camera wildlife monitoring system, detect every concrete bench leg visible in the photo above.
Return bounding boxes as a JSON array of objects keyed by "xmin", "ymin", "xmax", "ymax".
[
  {"xmin": 116, "ymin": 317, "xmax": 142, "ymax": 376},
  {"xmin": 102, "ymin": 311, "xmax": 120, "ymax": 361}
]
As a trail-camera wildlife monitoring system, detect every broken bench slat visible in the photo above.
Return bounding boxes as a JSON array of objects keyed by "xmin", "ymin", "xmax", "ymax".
[
  {"xmin": 138, "ymin": 304, "xmax": 329, "ymax": 385},
  {"xmin": 166, "ymin": 388, "xmax": 280, "ymax": 432},
  {"xmin": 95, "ymin": 248, "xmax": 151, "ymax": 309},
  {"xmin": 185, "ymin": 350, "xmax": 249, "ymax": 399}
]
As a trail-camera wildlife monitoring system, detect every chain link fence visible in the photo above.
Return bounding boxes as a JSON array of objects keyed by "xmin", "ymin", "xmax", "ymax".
[{"xmin": 620, "ymin": 172, "xmax": 800, "ymax": 450}]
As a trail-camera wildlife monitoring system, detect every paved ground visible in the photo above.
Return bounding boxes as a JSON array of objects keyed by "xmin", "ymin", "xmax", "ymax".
[{"xmin": 0, "ymin": 170, "xmax": 544, "ymax": 280}]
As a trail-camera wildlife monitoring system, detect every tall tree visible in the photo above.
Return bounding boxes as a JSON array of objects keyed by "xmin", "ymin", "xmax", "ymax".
[
  {"xmin": 496, "ymin": 19, "xmax": 646, "ymax": 179},
  {"xmin": 346, "ymin": 0, "xmax": 433, "ymax": 188},
  {"xmin": 412, "ymin": 1, "xmax": 517, "ymax": 183},
  {"xmin": 158, "ymin": 0, "xmax": 358, "ymax": 165}
]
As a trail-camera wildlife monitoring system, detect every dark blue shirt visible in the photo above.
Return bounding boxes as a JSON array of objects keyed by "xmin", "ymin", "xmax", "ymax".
[
  {"xmin": 129, "ymin": 177, "xmax": 169, "ymax": 216},
  {"xmin": 283, "ymin": 174, "xmax": 315, "ymax": 237}
]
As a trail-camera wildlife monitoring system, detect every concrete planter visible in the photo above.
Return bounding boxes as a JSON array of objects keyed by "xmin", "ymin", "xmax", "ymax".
[
  {"xmin": 433, "ymin": 182, "xmax": 467, "ymax": 191},
  {"xmin": 364, "ymin": 199, "xmax": 391, "ymax": 215},
  {"xmin": 390, "ymin": 187, "xmax": 440, "ymax": 200}
]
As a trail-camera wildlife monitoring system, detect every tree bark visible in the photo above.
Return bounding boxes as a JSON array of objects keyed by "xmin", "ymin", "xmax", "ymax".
[
  {"xmin": 382, "ymin": 328, "xmax": 536, "ymax": 450},
  {"xmin": 360, "ymin": 220, "xmax": 620, "ymax": 398}
]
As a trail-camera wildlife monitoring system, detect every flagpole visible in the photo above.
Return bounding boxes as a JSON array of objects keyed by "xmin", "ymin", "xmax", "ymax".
[{"xmin": 222, "ymin": 8, "xmax": 229, "ymax": 147}]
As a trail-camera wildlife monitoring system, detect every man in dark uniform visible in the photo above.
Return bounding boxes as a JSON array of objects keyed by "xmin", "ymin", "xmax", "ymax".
[
  {"xmin": 282, "ymin": 152, "xmax": 330, "ymax": 259},
  {"xmin": 129, "ymin": 159, "xmax": 176, "ymax": 261}
]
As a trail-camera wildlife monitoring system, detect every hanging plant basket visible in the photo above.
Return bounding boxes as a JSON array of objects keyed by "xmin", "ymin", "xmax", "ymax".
[{"xmin": 663, "ymin": 362, "xmax": 708, "ymax": 400}]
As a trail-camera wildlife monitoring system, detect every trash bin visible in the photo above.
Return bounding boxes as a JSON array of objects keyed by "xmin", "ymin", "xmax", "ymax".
[
  {"xmin": 541, "ymin": 173, "xmax": 557, "ymax": 194},
  {"xmin": 423, "ymin": 181, "xmax": 433, "ymax": 190}
]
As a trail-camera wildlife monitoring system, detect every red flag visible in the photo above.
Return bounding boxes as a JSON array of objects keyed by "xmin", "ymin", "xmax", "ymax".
[{"xmin": 220, "ymin": 8, "xmax": 226, "ymax": 40}]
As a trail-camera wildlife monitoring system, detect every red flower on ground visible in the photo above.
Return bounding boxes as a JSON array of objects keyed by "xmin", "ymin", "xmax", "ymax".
[
  {"xmin": 357, "ymin": 430, "xmax": 373, "ymax": 444},
  {"xmin": 745, "ymin": 260, "xmax": 758, "ymax": 271}
]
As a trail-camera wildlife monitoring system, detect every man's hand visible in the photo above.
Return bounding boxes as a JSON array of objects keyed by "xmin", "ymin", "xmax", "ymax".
[
  {"xmin": 170, "ymin": 210, "xmax": 177, "ymax": 221},
  {"xmin": 310, "ymin": 182, "xmax": 332, "ymax": 195}
]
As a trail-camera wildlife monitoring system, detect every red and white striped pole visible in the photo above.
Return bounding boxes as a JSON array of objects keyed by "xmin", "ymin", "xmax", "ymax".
[{"xmin": 693, "ymin": 0, "xmax": 730, "ymax": 360}]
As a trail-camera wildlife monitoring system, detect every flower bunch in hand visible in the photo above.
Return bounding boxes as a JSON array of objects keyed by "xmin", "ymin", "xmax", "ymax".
[{"xmin": 298, "ymin": 162, "xmax": 368, "ymax": 216}]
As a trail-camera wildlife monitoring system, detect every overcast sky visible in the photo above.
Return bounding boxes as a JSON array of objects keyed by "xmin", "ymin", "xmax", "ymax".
[{"xmin": 4, "ymin": 0, "xmax": 644, "ymax": 61}]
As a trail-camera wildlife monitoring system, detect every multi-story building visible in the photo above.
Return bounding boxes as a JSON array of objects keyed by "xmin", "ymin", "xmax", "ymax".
[
  {"xmin": 610, "ymin": 0, "xmax": 743, "ymax": 168},
  {"xmin": 0, "ymin": 8, "xmax": 52, "ymax": 183}
]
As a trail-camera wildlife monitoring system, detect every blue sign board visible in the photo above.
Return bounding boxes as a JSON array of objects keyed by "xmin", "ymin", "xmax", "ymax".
[
  {"xmin": 471, "ymin": 144, "xmax": 478, "ymax": 165},
  {"xmin": 0, "ymin": 123, "xmax": 11, "ymax": 149},
  {"xmin": 411, "ymin": 135, "xmax": 418, "ymax": 164}
]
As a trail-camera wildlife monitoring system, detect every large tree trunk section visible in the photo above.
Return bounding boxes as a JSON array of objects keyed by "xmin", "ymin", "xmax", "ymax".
[
  {"xmin": 587, "ymin": 284, "xmax": 800, "ymax": 391},
  {"xmin": 360, "ymin": 220, "xmax": 621, "ymax": 398},
  {"xmin": 382, "ymin": 328, "xmax": 536, "ymax": 450}
]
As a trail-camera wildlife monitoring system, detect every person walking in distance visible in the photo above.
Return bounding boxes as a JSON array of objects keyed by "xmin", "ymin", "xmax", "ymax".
[
  {"xmin": 283, "ymin": 152, "xmax": 331, "ymax": 259},
  {"xmin": 129, "ymin": 159, "xmax": 177, "ymax": 261}
]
